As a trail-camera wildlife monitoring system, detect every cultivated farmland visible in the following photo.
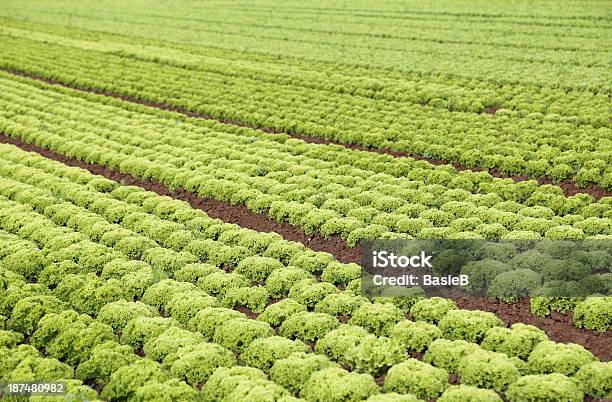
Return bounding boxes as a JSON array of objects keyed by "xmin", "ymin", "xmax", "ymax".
[{"xmin": 0, "ymin": 1, "xmax": 610, "ymax": 401}]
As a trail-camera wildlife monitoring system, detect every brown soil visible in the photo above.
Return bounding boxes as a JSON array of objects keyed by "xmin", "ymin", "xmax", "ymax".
[
  {"xmin": 0, "ymin": 133, "xmax": 360, "ymax": 264},
  {"xmin": 453, "ymin": 296, "xmax": 611, "ymax": 361},
  {"xmin": 3, "ymin": 68, "xmax": 608, "ymax": 200},
  {"xmin": 1, "ymin": 134, "xmax": 609, "ymax": 361},
  {"xmin": 84, "ymin": 379, "xmax": 105, "ymax": 394},
  {"xmin": 485, "ymin": 106, "xmax": 499, "ymax": 115},
  {"xmin": 410, "ymin": 351, "xmax": 425, "ymax": 360},
  {"xmin": 448, "ymin": 373, "xmax": 460, "ymax": 385},
  {"xmin": 338, "ymin": 314, "xmax": 351, "ymax": 323},
  {"xmin": 235, "ymin": 306, "xmax": 260, "ymax": 320},
  {"xmin": 304, "ymin": 340, "xmax": 316, "ymax": 350}
]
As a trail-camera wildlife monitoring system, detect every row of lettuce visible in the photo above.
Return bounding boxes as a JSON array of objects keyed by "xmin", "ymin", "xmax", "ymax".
[
  {"xmin": 0, "ymin": 27, "xmax": 610, "ymax": 187},
  {"xmin": 0, "ymin": 4, "xmax": 610, "ymax": 93},
  {"xmin": 1, "ymin": 18, "xmax": 610, "ymax": 123},
  {"xmin": 0, "ymin": 144, "xmax": 609, "ymax": 328},
  {"xmin": 0, "ymin": 75, "xmax": 611, "ymax": 252},
  {"xmin": 0, "ymin": 144, "xmax": 610, "ymax": 401}
]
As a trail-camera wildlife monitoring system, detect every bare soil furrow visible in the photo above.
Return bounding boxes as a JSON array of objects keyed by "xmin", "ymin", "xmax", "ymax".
[
  {"xmin": 1, "ymin": 132, "xmax": 609, "ymax": 361},
  {"xmin": 1, "ymin": 67, "xmax": 608, "ymax": 200}
]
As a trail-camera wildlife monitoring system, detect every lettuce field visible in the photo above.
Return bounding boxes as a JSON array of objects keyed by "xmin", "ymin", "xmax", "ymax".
[{"xmin": 0, "ymin": 1, "xmax": 610, "ymax": 401}]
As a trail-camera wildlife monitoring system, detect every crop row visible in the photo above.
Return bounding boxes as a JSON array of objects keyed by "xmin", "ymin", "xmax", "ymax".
[
  {"xmin": 5, "ymin": 6, "xmax": 610, "ymax": 52},
  {"xmin": 2, "ymin": 19, "xmax": 609, "ymax": 125},
  {"xmin": 2, "ymin": 224, "xmax": 608, "ymax": 401},
  {"xmin": 3, "ymin": 16, "xmax": 608, "ymax": 121},
  {"xmin": 0, "ymin": 144, "xmax": 610, "ymax": 401},
  {"xmin": 1, "ymin": 3, "xmax": 610, "ymax": 92},
  {"xmin": 6, "ymin": 12, "xmax": 609, "ymax": 70},
  {"xmin": 0, "ymin": 28, "xmax": 611, "ymax": 186},
  {"xmin": 3, "ymin": 27, "xmax": 607, "ymax": 130},
  {"xmin": 0, "ymin": 143, "xmax": 609, "ymax": 323},
  {"xmin": 1, "ymin": 74, "xmax": 610, "ymax": 248}
]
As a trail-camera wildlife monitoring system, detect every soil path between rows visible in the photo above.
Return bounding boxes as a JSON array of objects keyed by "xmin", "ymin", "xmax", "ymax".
[
  {"xmin": 2, "ymin": 67, "xmax": 609, "ymax": 200},
  {"xmin": 0, "ymin": 133, "xmax": 361, "ymax": 263},
  {"xmin": 1, "ymin": 133, "xmax": 609, "ymax": 361}
]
